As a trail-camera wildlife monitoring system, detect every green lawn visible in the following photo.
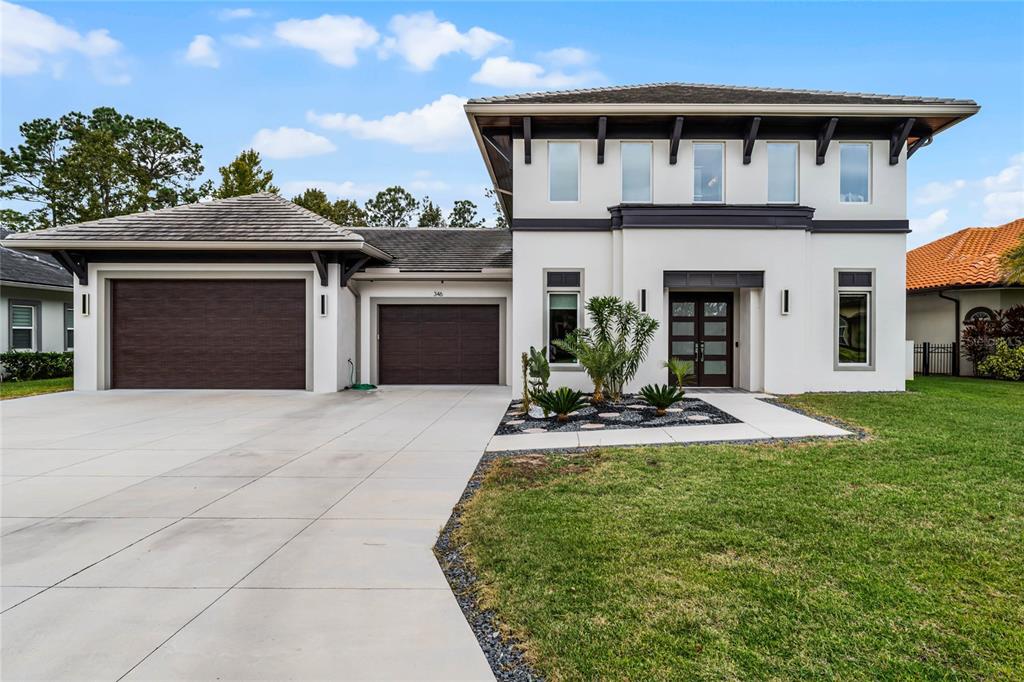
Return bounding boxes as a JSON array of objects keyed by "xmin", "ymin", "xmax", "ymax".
[
  {"xmin": 457, "ymin": 377, "xmax": 1024, "ymax": 680},
  {"xmin": 0, "ymin": 376, "xmax": 73, "ymax": 400}
]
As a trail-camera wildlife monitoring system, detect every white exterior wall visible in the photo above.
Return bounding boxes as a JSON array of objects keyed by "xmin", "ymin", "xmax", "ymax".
[
  {"xmin": 0, "ymin": 285, "xmax": 73, "ymax": 353},
  {"xmin": 351, "ymin": 276, "xmax": 513, "ymax": 386},
  {"xmin": 72, "ymin": 262, "xmax": 347, "ymax": 393},
  {"xmin": 512, "ymin": 229, "xmax": 906, "ymax": 395},
  {"xmin": 512, "ymin": 138, "xmax": 906, "ymax": 222}
]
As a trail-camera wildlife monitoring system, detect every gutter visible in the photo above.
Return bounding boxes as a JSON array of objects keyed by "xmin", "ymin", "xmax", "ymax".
[
  {"xmin": 464, "ymin": 102, "xmax": 981, "ymax": 117},
  {"xmin": 0, "ymin": 280, "xmax": 72, "ymax": 292}
]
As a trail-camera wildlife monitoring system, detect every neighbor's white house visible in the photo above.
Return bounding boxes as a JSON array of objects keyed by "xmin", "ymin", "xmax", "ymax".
[
  {"xmin": 0, "ymin": 229, "xmax": 74, "ymax": 354},
  {"xmin": 0, "ymin": 83, "xmax": 978, "ymax": 394}
]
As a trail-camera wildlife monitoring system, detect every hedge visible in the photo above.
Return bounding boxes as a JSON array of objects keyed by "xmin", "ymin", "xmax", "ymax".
[{"xmin": 0, "ymin": 351, "xmax": 74, "ymax": 381}]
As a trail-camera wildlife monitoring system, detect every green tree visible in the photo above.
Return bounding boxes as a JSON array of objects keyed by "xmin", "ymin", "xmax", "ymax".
[
  {"xmin": 1001, "ymin": 235, "xmax": 1024, "ymax": 285},
  {"xmin": 448, "ymin": 199, "xmax": 484, "ymax": 228},
  {"xmin": 364, "ymin": 186, "xmax": 418, "ymax": 226},
  {"xmin": 0, "ymin": 108, "xmax": 208, "ymax": 231},
  {"xmin": 485, "ymin": 187, "xmax": 508, "ymax": 228},
  {"xmin": 291, "ymin": 188, "xmax": 368, "ymax": 227},
  {"xmin": 214, "ymin": 149, "xmax": 279, "ymax": 198},
  {"xmin": 332, "ymin": 198, "xmax": 368, "ymax": 227},
  {"xmin": 417, "ymin": 197, "xmax": 446, "ymax": 227}
]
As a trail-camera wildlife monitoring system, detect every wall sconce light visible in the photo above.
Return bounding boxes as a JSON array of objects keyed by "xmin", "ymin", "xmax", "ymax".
[
  {"xmin": 81, "ymin": 293, "xmax": 90, "ymax": 316},
  {"xmin": 640, "ymin": 288, "xmax": 647, "ymax": 312},
  {"xmin": 319, "ymin": 294, "xmax": 327, "ymax": 317},
  {"xmin": 781, "ymin": 289, "xmax": 791, "ymax": 315}
]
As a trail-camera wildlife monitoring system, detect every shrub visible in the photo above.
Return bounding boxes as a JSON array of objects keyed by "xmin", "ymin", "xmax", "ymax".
[
  {"xmin": 533, "ymin": 387, "xmax": 589, "ymax": 422},
  {"xmin": 961, "ymin": 319, "xmax": 998, "ymax": 369},
  {"xmin": 664, "ymin": 358, "xmax": 694, "ymax": 389},
  {"xmin": 977, "ymin": 340, "xmax": 1024, "ymax": 381},
  {"xmin": 1, "ymin": 351, "xmax": 74, "ymax": 381},
  {"xmin": 639, "ymin": 383, "xmax": 685, "ymax": 416}
]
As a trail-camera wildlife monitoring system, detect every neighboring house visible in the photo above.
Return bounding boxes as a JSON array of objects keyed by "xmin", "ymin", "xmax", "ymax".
[
  {"xmin": 0, "ymin": 228, "xmax": 74, "ymax": 354},
  {"xmin": 906, "ymin": 218, "xmax": 1024, "ymax": 374},
  {"xmin": 0, "ymin": 83, "xmax": 978, "ymax": 393}
]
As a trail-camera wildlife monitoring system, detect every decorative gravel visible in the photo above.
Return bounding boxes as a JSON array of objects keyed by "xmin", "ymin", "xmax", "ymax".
[{"xmin": 495, "ymin": 395, "xmax": 739, "ymax": 435}]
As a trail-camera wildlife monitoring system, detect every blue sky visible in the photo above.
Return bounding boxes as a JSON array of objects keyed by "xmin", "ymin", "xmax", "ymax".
[{"xmin": 2, "ymin": 1, "xmax": 1022, "ymax": 246}]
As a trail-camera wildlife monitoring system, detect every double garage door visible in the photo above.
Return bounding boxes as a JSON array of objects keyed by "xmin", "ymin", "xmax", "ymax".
[{"xmin": 110, "ymin": 281, "xmax": 500, "ymax": 389}]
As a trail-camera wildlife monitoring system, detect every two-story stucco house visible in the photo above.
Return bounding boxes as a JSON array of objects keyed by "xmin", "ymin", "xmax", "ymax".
[{"xmin": 0, "ymin": 83, "xmax": 978, "ymax": 394}]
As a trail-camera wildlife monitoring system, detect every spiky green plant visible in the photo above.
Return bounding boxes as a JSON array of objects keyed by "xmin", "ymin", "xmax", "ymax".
[
  {"xmin": 639, "ymin": 383, "xmax": 685, "ymax": 416},
  {"xmin": 664, "ymin": 358, "xmax": 694, "ymax": 390},
  {"xmin": 533, "ymin": 387, "xmax": 589, "ymax": 423}
]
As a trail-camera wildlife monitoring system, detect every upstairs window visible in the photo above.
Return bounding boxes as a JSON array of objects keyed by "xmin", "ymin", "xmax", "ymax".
[
  {"xmin": 10, "ymin": 303, "xmax": 36, "ymax": 351},
  {"xmin": 836, "ymin": 270, "xmax": 873, "ymax": 368},
  {"xmin": 693, "ymin": 142, "xmax": 724, "ymax": 203},
  {"xmin": 621, "ymin": 142, "xmax": 652, "ymax": 203},
  {"xmin": 840, "ymin": 143, "xmax": 871, "ymax": 203},
  {"xmin": 548, "ymin": 142, "xmax": 580, "ymax": 202},
  {"xmin": 545, "ymin": 270, "xmax": 582, "ymax": 364},
  {"xmin": 767, "ymin": 142, "xmax": 799, "ymax": 203}
]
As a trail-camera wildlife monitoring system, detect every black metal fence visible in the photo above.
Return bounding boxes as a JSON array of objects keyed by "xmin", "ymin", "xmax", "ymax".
[{"xmin": 914, "ymin": 342, "xmax": 959, "ymax": 376}]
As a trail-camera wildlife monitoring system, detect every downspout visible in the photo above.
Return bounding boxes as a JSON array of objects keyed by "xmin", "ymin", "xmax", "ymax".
[{"xmin": 936, "ymin": 290, "xmax": 960, "ymax": 375}]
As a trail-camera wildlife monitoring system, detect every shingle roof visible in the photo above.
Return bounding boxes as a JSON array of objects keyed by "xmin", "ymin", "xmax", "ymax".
[
  {"xmin": 1, "ymin": 244, "xmax": 72, "ymax": 288},
  {"xmin": 3, "ymin": 193, "xmax": 360, "ymax": 243},
  {"xmin": 907, "ymin": 218, "xmax": 1024, "ymax": 292},
  {"xmin": 469, "ymin": 82, "xmax": 977, "ymax": 106},
  {"xmin": 356, "ymin": 228, "xmax": 512, "ymax": 272}
]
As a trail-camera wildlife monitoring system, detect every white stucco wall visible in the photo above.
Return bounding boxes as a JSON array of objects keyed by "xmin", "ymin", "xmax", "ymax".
[
  {"xmin": 1, "ymin": 285, "xmax": 73, "ymax": 353},
  {"xmin": 350, "ymin": 276, "xmax": 513, "ymax": 386},
  {"xmin": 512, "ymin": 228, "xmax": 906, "ymax": 395},
  {"xmin": 72, "ymin": 262, "xmax": 347, "ymax": 393},
  {"xmin": 512, "ymin": 138, "xmax": 906, "ymax": 222}
]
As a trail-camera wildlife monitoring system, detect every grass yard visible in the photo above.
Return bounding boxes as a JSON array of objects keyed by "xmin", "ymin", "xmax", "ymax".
[
  {"xmin": 0, "ymin": 376, "xmax": 73, "ymax": 400},
  {"xmin": 457, "ymin": 377, "xmax": 1024, "ymax": 680}
]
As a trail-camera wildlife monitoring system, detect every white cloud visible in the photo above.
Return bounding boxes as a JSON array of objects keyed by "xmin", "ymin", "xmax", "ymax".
[
  {"xmin": 274, "ymin": 14, "xmax": 379, "ymax": 67},
  {"xmin": 910, "ymin": 208, "xmax": 950, "ymax": 241},
  {"xmin": 1, "ymin": 1, "xmax": 127, "ymax": 82},
  {"xmin": 409, "ymin": 170, "xmax": 450, "ymax": 192},
  {"xmin": 184, "ymin": 35, "xmax": 219, "ymax": 68},
  {"xmin": 307, "ymin": 94, "xmax": 470, "ymax": 152},
  {"xmin": 281, "ymin": 180, "xmax": 378, "ymax": 200},
  {"xmin": 224, "ymin": 34, "xmax": 262, "ymax": 49},
  {"xmin": 471, "ymin": 56, "xmax": 602, "ymax": 89},
  {"xmin": 538, "ymin": 47, "xmax": 594, "ymax": 67},
  {"xmin": 250, "ymin": 127, "xmax": 337, "ymax": 159},
  {"xmin": 980, "ymin": 153, "xmax": 1024, "ymax": 223},
  {"xmin": 915, "ymin": 179, "xmax": 966, "ymax": 205},
  {"xmin": 218, "ymin": 8, "xmax": 254, "ymax": 20},
  {"xmin": 378, "ymin": 11, "xmax": 506, "ymax": 71}
]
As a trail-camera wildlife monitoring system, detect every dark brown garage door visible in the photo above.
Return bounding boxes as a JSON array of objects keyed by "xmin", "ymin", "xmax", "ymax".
[
  {"xmin": 112, "ymin": 279, "xmax": 306, "ymax": 389},
  {"xmin": 378, "ymin": 304, "xmax": 499, "ymax": 384}
]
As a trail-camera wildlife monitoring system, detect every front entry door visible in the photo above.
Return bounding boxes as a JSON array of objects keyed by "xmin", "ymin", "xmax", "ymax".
[{"xmin": 668, "ymin": 292, "xmax": 733, "ymax": 387}]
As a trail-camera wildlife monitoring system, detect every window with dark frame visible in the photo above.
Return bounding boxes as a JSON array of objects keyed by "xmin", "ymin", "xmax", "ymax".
[
  {"xmin": 545, "ymin": 271, "xmax": 582, "ymax": 364},
  {"xmin": 836, "ymin": 271, "xmax": 873, "ymax": 367}
]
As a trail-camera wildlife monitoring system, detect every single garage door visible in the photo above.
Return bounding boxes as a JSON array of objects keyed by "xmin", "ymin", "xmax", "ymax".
[
  {"xmin": 378, "ymin": 304, "xmax": 499, "ymax": 384},
  {"xmin": 111, "ymin": 279, "xmax": 306, "ymax": 389}
]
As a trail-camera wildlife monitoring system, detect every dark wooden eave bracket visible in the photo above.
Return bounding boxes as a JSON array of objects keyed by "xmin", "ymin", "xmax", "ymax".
[
  {"xmin": 341, "ymin": 256, "xmax": 370, "ymax": 287},
  {"xmin": 596, "ymin": 116, "xmax": 607, "ymax": 164},
  {"xmin": 54, "ymin": 250, "xmax": 88, "ymax": 285},
  {"xmin": 816, "ymin": 117, "xmax": 838, "ymax": 165},
  {"xmin": 743, "ymin": 117, "xmax": 761, "ymax": 165},
  {"xmin": 523, "ymin": 116, "xmax": 532, "ymax": 165},
  {"xmin": 311, "ymin": 251, "xmax": 328, "ymax": 286},
  {"xmin": 890, "ymin": 118, "xmax": 915, "ymax": 165},
  {"xmin": 907, "ymin": 134, "xmax": 932, "ymax": 159},
  {"xmin": 482, "ymin": 134, "xmax": 511, "ymax": 165},
  {"xmin": 669, "ymin": 117, "xmax": 684, "ymax": 165}
]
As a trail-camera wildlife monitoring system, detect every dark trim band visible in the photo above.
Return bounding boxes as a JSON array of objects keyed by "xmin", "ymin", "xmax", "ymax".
[{"xmin": 664, "ymin": 271, "xmax": 764, "ymax": 288}]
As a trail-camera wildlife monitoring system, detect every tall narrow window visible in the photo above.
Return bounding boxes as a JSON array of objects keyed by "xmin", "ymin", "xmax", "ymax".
[
  {"xmin": 545, "ymin": 270, "xmax": 582, "ymax": 364},
  {"xmin": 767, "ymin": 142, "xmax": 798, "ymax": 203},
  {"xmin": 836, "ymin": 271, "xmax": 873, "ymax": 368},
  {"xmin": 10, "ymin": 304, "xmax": 36, "ymax": 351},
  {"xmin": 548, "ymin": 142, "xmax": 580, "ymax": 202},
  {"xmin": 839, "ymin": 143, "xmax": 871, "ymax": 203},
  {"xmin": 621, "ymin": 142, "xmax": 652, "ymax": 203},
  {"xmin": 64, "ymin": 304, "xmax": 74, "ymax": 351},
  {"xmin": 693, "ymin": 142, "xmax": 724, "ymax": 203}
]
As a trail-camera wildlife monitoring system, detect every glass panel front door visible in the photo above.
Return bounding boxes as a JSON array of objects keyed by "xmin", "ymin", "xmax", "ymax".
[{"xmin": 668, "ymin": 292, "xmax": 733, "ymax": 387}]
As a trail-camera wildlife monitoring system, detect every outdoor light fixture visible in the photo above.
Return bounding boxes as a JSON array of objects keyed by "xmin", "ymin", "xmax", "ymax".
[
  {"xmin": 781, "ymin": 289, "xmax": 791, "ymax": 315},
  {"xmin": 319, "ymin": 294, "xmax": 327, "ymax": 317},
  {"xmin": 640, "ymin": 288, "xmax": 647, "ymax": 312},
  {"xmin": 81, "ymin": 293, "xmax": 90, "ymax": 316}
]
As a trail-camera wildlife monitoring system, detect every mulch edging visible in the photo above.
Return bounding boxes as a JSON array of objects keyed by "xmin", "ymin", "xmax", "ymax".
[{"xmin": 757, "ymin": 397, "xmax": 870, "ymax": 439}]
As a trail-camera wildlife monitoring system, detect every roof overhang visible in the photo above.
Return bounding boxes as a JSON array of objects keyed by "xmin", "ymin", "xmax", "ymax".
[
  {"xmin": 465, "ymin": 102, "xmax": 980, "ymax": 117},
  {"xmin": 0, "ymin": 239, "xmax": 392, "ymax": 262},
  {"xmin": 0, "ymin": 279, "xmax": 72, "ymax": 292}
]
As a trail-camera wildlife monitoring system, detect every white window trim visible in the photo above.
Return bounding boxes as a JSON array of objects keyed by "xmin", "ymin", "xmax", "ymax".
[
  {"xmin": 543, "ymin": 268, "xmax": 584, "ymax": 369},
  {"xmin": 834, "ymin": 269, "xmax": 875, "ymax": 371},
  {"xmin": 693, "ymin": 141, "xmax": 726, "ymax": 204},
  {"xmin": 766, "ymin": 141, "xmax": 800, "ymax": 205},
  {"xmin": 620, "ymin": 140, "xmax": 654, "ymax": 204},
  {"xmin": 548, "ymin": 140, "xmax": 581, "ymax": 203},
  {"xmin": 64, "ymin": 302, "xmax": 74, "ymax": 351},
  {"xmin": 9, "ymin": 301, "xmax": 38, "ymax": 352},
  {"xmin": 838, "ymin": 141, "xmax": 872, "ymax": 205}
]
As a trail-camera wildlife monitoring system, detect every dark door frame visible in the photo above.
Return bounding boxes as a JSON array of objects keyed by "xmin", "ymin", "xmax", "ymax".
[{"xmin": 667, "ymin": 291, "xmax": 734, "ymax": 387}]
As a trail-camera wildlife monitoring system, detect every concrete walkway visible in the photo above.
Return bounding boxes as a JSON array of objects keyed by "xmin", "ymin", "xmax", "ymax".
[
  {"xmin": 487, "ymin": 392, "xmax": 849, "ymax": 452},
  {"xmin": 2, "ymin": 386, "xmax": 508, "ymax": 681}
]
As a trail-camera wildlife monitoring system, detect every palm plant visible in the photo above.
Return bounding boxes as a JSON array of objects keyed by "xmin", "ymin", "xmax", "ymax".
[
  {"xmin": 1000, "ymin": 235, "xmax": 1024, "ymax": 285},
  {"xmin": 639, "ymin": 383, "xmax": 685, "ymax": 416},
  {"xmin": 552, "ymin": 330, "xmax": 621, "ymax": 402},
  {"xmin": 664, "ymin": 358, "xmax": 694, "ymax": 390},
  {"xmin": 533, "ymin": 387, "xmax": 590, "ymax": 422}
]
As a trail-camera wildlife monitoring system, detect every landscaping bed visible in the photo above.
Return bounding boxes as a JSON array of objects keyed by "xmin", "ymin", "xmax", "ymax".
[{"xmin": 495, "ymin": 395, "xmax": 739, "ymax": 435}]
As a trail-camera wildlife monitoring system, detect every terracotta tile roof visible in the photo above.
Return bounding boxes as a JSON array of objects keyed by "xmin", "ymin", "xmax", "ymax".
[{"xmin": 906, "ymin": 218, "xmax": 1024, "ymax": 291}]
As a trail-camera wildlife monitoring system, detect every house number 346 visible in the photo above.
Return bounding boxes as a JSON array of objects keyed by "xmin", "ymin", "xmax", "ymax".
[{"xmin": 433, "ymin": 291, "xmax": 444, "ymax": 297}]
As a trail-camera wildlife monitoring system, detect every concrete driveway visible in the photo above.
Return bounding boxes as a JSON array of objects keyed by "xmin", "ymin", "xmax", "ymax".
[{"xmin": 1, "ymin": 386, "xmax": 509, "ymax": 681}]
